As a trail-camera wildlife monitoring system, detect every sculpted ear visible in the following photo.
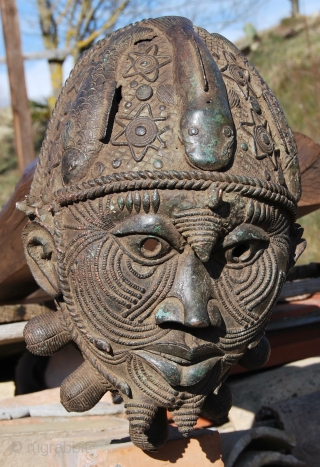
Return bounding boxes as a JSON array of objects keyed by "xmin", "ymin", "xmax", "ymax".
[
  {"xmin": 289, "ymin": 223, "xmax": 306, "ymax": 269},
  {"xmin": 22, "ymin": 223, "xmax": 61, "ymax": 297}
]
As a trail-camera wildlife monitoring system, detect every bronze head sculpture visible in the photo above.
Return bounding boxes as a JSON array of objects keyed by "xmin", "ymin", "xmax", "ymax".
[{"xmin": 19, "ymin": 16, "xmax": 305, "ymax": 451}]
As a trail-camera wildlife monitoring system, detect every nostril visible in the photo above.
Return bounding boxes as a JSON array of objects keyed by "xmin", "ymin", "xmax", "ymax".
[
  {"xmin": 207, "ymin": 299, "xmax": 222, "ymax": 327},
  {"xmin": 155, "ymin": 297, "xmax": 184, "ymax": 325},
  {"xmin": 185, "ymin": 317, "xmax": 210, "ymax": 328},
  {"xmin": 155, "ymin": 297, "xmax": 211, "ymax": 328}
]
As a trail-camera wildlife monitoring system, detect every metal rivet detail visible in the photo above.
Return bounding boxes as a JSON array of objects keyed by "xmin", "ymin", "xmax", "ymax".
[
  {"xmin": 188, "ymin": 127, "xmax": 199, "ymax": 136},
  {"xmin": 223, "ymin": 126, "xmax": 232, "ymax": 137},
  {"xmin": 153, "ymin": 160, "xmax": 163, "ymax": 169},
  {"xmin": 135, "ymin": 126, "xmax": 147, "ymax": 136}
]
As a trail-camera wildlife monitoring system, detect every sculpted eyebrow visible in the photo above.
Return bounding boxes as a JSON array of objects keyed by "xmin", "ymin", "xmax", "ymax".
[
  {"xmin": 245, "ymin": 200, "xmax": 289, "ymax": 235},
  {"xmin": 223, "ymin": 224, "xmax": 269, "ymax": 249},
  {"xmin": 111, "ymin": 214, "xmax": 184, "ymax": 251}
]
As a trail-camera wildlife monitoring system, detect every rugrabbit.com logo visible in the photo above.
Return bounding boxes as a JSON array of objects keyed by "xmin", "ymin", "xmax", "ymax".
[
  {"xmin": 4, "ymin": 440, "xmax": 90, "ymax": 457},
  {"xmin": 10, "ymin": 441, "xmax": 22, "ymax": 453}
]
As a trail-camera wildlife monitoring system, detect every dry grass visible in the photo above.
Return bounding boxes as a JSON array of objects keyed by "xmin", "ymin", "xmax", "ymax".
[
  {"xmin": 297, "ymin": 210, "xmax": 320, "ymax": 265},
  {"xmin": 248, "ymin": 14, "xmax": 320, "ymax": 265},
  {"xmin": 0, "ymin": 107, "xmax": 19, "ymax": 210},
  {"xmin": 248, "ymin": 14, "xmax": 320, "ymax": 143},
  {"xmin": 0, "ymin": 103, "xmax": 49, "ymax": 210},
  {"xmin": 0, "ymin": 169, "xmax": 20, "ymax": 210}
]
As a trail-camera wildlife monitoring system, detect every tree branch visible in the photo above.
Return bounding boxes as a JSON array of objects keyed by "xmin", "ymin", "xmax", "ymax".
[
  {"xmin": 36, "ymin": 0, "xmax": 58, "ymax": 48},
  {"xmin": 56, "ymin": 0, "xmax": 74, "ymax": 26},
  {"xmin": 76, "ymin": 0, "xmax": 130, "ymax": 51}
]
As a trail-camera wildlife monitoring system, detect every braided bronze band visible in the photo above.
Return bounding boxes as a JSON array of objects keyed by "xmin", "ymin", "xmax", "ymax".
[{"xmin": 52, "ymin": 170, "xmax": 297, "ymax": 218}]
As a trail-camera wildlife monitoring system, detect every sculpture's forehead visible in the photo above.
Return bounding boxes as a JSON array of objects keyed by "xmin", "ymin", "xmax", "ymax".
[
  {"xmin": 108, "ymin": 187, "xmax": 234, "ymax": 217},
  {"xmin": 60, "ymin": 189, "xmax": 290, "ymax": 269},
  {"xmin": 63, "ymin": 188, "xmax": 248, "ymax": 230}
]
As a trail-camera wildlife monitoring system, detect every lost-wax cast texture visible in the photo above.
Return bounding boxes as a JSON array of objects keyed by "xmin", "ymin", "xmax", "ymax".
[{"xmin": 18, "ymin": 16, "xmax": 305, "ymax": 451}]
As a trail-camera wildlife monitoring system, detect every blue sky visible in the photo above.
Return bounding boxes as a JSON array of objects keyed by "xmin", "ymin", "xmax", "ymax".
[{"xmin": 0, "ymin": 0, "xmax": 319, "ymax": 107}]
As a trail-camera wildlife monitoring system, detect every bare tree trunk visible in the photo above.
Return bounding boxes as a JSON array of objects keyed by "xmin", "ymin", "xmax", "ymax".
[
  {"xmin": 36, "ymin": 0, "xmax": 132, "ymax": 108},
  {"xmin": 48, "ymin": 59, "xmax": 64, "ymax": 111},
  {"xmin": 36, "ymin": 0, "xmax": 60, "ymax": 110},
  {"xmin": 0, "ymin": 0, "xmax": 35, "ymax": 173},
  {"xmin": 291, "ymin": 0, "xmax": 300, "ymax": 17}
]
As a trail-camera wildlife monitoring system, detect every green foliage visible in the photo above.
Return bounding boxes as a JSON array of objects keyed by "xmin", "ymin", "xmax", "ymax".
[
  {"xmin": 248, "ymin": 14, "xmax": 320, "ymax": 265},
  {"xmin": 29, "ymin": 100, "xmax": 51, "ymax": 153},
  {"xmin": 280, "ymin": 15, "xmax": 305, "ymax": 28},
  {"xmin": 248, "ymin": 14, "xmax": 320, "ymax": 143},
  {"xmin": 0, "ymin": 101, "xmax": 50, "ymax": 210},
  {"xmin": 298, "ymin": 211, "xmax": 320, "ymax": 264},
  {"xmin": 0, "ymin": 135, "xmax": 16, "ymax": 175},
  {"xmin": 0, "ymin": 169, "xmax": 20, "ymax": 210},
  {"xmin": 0, "ymin": 107, "xmax": 18, "ymax": 209}
]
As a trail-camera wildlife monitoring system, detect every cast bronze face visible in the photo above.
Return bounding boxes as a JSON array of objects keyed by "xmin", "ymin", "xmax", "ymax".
[
  {"xmin": 20, "ymin": 16, "xmax": 304, "ymax": 451},
  {"xmin": 61, "ymin": 186, "xmax": 289, "ymax": 364}
]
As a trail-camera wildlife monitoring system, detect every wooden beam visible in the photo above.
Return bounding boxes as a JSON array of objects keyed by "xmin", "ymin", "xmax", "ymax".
[
  {"xmin": 0, "ymin": 0, "xmax": 35, "ymax": 173},
  {"xmin": 295, "ymin": 132, "xmax": 320, "ymax": 218},
  {"xmin": 0, "ymin": 47, "xmax": 72, "ymax": 64},
  {"xmin": 0, "ymin": 322, "xmax": 26, "ymax": 345},
  {"xmin": 0, "ymin": 303, "xmax": 51, "ymax": 324},
  {"xmin": 279, "ymin": 277, "xmax": 320, "ymax": 301},
  {"xmin": 0, "ymin": 159, "xmax": 38, "ymax": 304}
]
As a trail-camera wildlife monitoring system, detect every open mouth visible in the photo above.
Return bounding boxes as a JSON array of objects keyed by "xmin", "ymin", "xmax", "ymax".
[{"xmin": 133, "ymin": 348, "xmax": 223, "ymax": 386}]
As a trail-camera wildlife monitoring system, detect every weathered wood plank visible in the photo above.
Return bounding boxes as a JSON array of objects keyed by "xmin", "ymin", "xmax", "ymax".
[
  {"xmin": 287, "ymin": 262, "xmax": 320, "ymax": 282},
  {"xmin": 0, "ymin": 159, "xmax": 38, "ymax": 303},
  {"xmin": 0, "ymin": 322, "xmax": 26, "ymax": 345},
  {"xmin": 279, "ymin": 277, "xmax": 320, "ymax": 301},
  {"xmin": 0, "ymin": 47, "xmax": 72, "ymax": 64},
  {"xmin": 0, "ymin": 303, "xmax": 51, "ymax": 324},
  {"xmin": 295, "ymin": 132, "xmax": 320, "ymax": 218}
]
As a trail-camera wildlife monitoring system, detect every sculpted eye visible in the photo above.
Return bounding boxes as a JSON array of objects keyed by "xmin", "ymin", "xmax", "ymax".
[
  {"xmin": 223, "ymin": 224, "xmax": 270, "ymax": 265},
  {"xmin": 138, "ymin": 236, "xmax": 171, "ymax": 259},
  {"xmin": 230, "ymin": 243, "xmax": 250, "ymax": 261},
  {"xmin": 115, "ymin": 234, "xmax": 173, "ymax": 262},
  {"xmin": 140, "ymin": 237, "xmax": 162, "ymax": 258},
  {"xmin": 225, "ymin": 241, "xmax": 265, "ymax": 264}
]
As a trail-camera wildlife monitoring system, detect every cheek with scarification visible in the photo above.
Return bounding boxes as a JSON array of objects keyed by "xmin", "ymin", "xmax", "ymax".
[
  {"xmin": 67, "ymin": 235, "xmax": 178, "ymax": 348},
  {"xmin": 214, "ymin": 242, "xmax": 286, "ymax": 351}
]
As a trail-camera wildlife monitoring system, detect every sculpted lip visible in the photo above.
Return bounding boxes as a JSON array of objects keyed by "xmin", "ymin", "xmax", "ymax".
[
  {"xmin": 134, "ymin": 349, "xmax": 222, "ymax": 386},
  {"xmin": 142, "ymin": 342, "xmax": 224, "ymax": 361}
]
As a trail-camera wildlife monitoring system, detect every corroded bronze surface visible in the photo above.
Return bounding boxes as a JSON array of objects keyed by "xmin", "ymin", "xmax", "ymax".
[{"xmin": 19, "ymin": 16, "xmax": 305, "ymax": 451}]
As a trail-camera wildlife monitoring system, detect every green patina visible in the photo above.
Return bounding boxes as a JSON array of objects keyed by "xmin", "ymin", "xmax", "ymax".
[{"xmin": 155, "ymin": 307, "xmax": 170, "ymax": 320}]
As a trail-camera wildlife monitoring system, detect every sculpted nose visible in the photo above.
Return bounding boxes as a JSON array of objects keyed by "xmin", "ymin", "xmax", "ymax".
[{"xmin": 155, "ymin": 247, "xmax": 217, "ymax": 328}]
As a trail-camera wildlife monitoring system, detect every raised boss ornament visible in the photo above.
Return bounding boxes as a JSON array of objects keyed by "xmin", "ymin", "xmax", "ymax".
[{"xmin": 19, "ymin": 16, "xmax": 305, "ymax": 451}]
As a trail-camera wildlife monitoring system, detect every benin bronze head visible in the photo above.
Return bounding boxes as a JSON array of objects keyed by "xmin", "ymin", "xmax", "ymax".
[{"xmin": 20, "ymin": 16, "xmax": 305, "ymax": 451}]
